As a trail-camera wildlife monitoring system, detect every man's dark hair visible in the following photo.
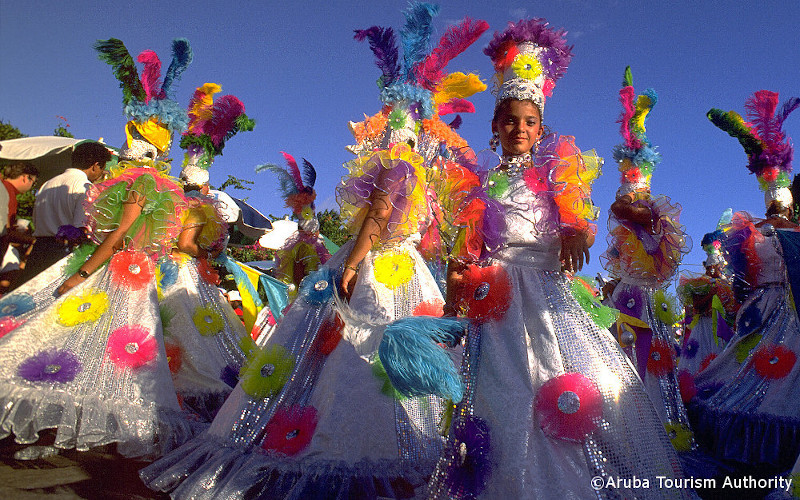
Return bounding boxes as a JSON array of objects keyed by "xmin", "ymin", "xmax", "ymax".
[
  {"xmin": 72, "ymin": 142, "xmax": 113, "ymax": 170},
  {"xmin": 3, "ymin": 161, "xmax": 38, "ymax": 180}
]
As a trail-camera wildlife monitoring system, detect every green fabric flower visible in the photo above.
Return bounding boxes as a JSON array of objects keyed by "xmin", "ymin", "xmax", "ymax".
[
  {"xmin": 735, "ymin": 334, "xmax": 763, "ymax": 363},
  {"xmin": 487, "ymin": 171, "xmax": 509, "ymax": 199},
  {"xmin": 570, "ymin": 276, "xmax": 619, "ymax": 329},
  {"xmin": 240, "ymin": 345, "xmax": 295, "ymax": 399},
  {"xmin": 370, "ymin": 354, "xmax": 407, "ymax": 400},
  {"xmin": 653, "ymin": 290, "xmax": 678, "ymax": 326}
]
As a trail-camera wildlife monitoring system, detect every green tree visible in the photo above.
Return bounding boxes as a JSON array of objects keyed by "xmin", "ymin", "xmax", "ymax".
[
  {"xmin": 53, "ymin": 116, "xmax": 74, "ymax": 138},
  {"xmin": 0, "ymin": 120, "xmax": 25, "ymax": 141},
  {"xmin": 317, "ymin": 208, "xmax": 350, "ymax": 247},
  {"xmin": 217, "ymin": 174, "xmax": 254, "ymax": 192}
]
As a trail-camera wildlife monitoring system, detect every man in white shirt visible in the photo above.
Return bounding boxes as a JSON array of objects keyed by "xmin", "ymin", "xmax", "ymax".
[{"xmin": 14, "ymin": 141, "xmax": 112, "ymax": 288}]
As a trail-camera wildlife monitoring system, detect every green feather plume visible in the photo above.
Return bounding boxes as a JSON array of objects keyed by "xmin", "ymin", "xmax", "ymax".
[{"xmin": 95, "ymin": 38, "xmax": 146, "ymax": 105}]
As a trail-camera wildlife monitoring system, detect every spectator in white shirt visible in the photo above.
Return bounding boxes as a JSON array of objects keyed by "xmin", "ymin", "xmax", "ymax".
[{"xmin": 14, "ymin": 141, "xmax": 112, "ymax": 289}]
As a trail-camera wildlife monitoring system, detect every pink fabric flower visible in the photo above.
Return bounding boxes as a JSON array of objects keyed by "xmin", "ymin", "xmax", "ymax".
[
  {"xmin": 261, "ymin": 405, "xmax": 318, "ymax": 456},
  {"xmin": 535, "ymin": 372, "xmax": 603, "ymax": 442},
  {"xmin": 646, "ymin": 340, "xmax": 675, "ymax": 377},
  {"xmin": 454, "ymin": 265, "xmax": 512, "ymax": 322},
  {"xmin": 106, "ymin": 325, "xmax": 157, "ymax": 370},
  {"xmin": 413, "ymin": 299, "xmax": 445, "ymax": 317},
  {"xmin": 0, "ymin": 315, "xmax": 25, "ymax": 338}
]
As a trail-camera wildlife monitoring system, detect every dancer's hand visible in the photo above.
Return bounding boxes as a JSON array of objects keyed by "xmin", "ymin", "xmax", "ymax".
[
  {"xmin": 340, "ymin": 266, "xmax": 358, "ymax": 301},
  {"xmin": 56, "ymin": 274, "xmax": 84, "ymax": 296},
  {"xmin": 560, "ymin": 232, "xmax": 590, "ymax": 273}
]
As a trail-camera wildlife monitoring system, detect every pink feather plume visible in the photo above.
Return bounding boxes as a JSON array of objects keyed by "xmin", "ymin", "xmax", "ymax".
[
  {"xmin": 137, "ymin": 50, "xmax": 164, "ymax": 103},
  {"xmin": 618, "ymin": 86, "xmax": 637, "ymax": 148},
  {"xmin": 208, "ymin": 95, "xmax": 245, "ymax": 147},
  {"xmin": 281, "ymin": 151, "xmax": 305, "ymax": 191},
  {"xmin": 745, "ymin": 90, "xmax": 781, "ymax": 146},
  {"xmin": 416, "ymin": 18, "xmax": 489, "ymax": 89},
  {"xmin": 438, "ymin": 98, "xmax": 475, "ymax": 115}
]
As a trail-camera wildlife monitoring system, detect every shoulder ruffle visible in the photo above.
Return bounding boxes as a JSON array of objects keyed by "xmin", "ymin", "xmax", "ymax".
[
  {"xmin": 182, "ymin": 193, "xmax": 227, "ymax": 251},
  {"xmin": 335, "ymin": 143, "xmax": 429, "ymax": 244},
  {"xmin": 85, "ymin": 162, "xmax": 188, "ymax": 258},
  {"xmin": 602, "ymin": 193, "xmax": 691, "ymax": 284}
]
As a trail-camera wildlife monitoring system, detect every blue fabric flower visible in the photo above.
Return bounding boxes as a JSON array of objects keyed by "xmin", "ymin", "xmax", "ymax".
[
  {"xmin": 299, "ymin": 268, "xmax": 335, "ymax": 305},
  {"xmin": 0, "ymin": 293, "xmax": 35, "ymax": 317},
  {"xmin": 157, "ymin": 258, "xmax": 179, "ymax": 289}
]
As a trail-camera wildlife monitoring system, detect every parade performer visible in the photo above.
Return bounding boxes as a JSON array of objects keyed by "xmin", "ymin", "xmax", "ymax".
[
  {"xmin": 258, "ymin": 153, "xmax": 331, "ymax": 299},
  {"xmin": 0, "ymin": 38, "xmax": 200, "ymax": 458},
  {"xmin": 155, "ymin": 82, "xmax": 255, "ymax": 421},
  {"xmin": 600, "ymin": 68, "xmax": 693, "ymax": 445},
  {"xmin": 691, "ymin": 90, "xmax": 800, "ymax": 470},
  {"xmin": 676, "ymin": 224, "xmax": 738, "ymax": 378},
  {"xmin": 141, "ymin": 4, "xmax": 488, "ymax": 497},
  {"xmin": 424, "ymin": 22, "xmax": 688, "ymax": 499}
]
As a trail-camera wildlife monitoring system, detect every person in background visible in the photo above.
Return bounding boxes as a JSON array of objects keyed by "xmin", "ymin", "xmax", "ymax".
[
  {"xmin": 0, "ymin": 162, "xmax": 38, "ymax": 292},
  {"xmin": 13, "ymin": 141, "xmax": 112, "ymax": 290}
]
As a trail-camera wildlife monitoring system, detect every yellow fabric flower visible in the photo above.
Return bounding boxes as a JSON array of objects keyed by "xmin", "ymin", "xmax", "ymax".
[
  {"xmin": 511, "ymin": 54, "xmax": 543, "ymax": 80},
  {"xmin": 664, "ymin": 422, "xmax": 693, "ymax": 452},
  {"xmin": 192, "ymin": 305, "xmax": 225, "ymax": 336},
  {"xmin": 373, "ymin": 251, "xmax": 415, "ymax": 289},
  {"xmin": 57, "ymin": 289, "xmax": 109, "ymax": 327}
]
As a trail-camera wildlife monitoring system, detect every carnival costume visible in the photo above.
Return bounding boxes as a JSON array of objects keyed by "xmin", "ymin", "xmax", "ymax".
[
  {"xmin": 155, "ymin": 83, "xmax": 256, "ymax": 421},
  {"xmin": 425, "ymin": 23, "xmax": 688, "ymax": 500},
  {"xmin": 676, "ymin": 226, "xmax": 737, "ymax": 378},
  {"xmin": 0, "ymin": 38, "xmax": 202, "ymax": 458},
  {"xmin": 691, "ymin": 90, "xmax": 800, "ymax": 469},
  {"xmin": 600, "ymin": 68, "xmax": 693, "ymax": 444},
  {"xmin": 258, "ymin": 153, "xmax": 332, "ymax": 299},
  {"xmin": 141, "ymin": 4, "xmax": 488, "ymax": 497}
]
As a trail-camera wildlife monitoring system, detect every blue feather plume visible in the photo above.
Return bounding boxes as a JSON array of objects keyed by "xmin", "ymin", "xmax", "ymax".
[
  {"xmin": 161, "ymin": 38, "xmax": 193, "ymax": 97},
  {"xmin": 379, "ymin": 316, "xmax": 465, "ymax": 402},
  {"xmin": 779, "ymin": 97, "xmax": 800, "ymax": 125},
  {"xmin": 400, "ymin": 2, "xmax": 439, "ymax": 80},
  {"xmin": 301, "ymin": 159, "xmax": 317, "ymax": 189}
]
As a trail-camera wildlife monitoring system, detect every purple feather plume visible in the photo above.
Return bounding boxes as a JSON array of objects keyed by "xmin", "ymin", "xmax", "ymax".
[
  {"xmin": 745, "ymin": 90, "xmax": 797, "ymax": 173},
  {"xmin": 18, "ymin": 349, "xmax": 82, "ymax": 384},
  {"xmin": 484, "ymin": 18, "xmax": 573, "ymax": 82},
  {"xmin": 301, "ymin": 159, "xmax": 317, "ymax": 189},
  {"xmin": 354, "ymin": 26, "xmax": 401, "ymax": 86},
  {"xmin": 281, "ymin": 152, "xmax": 305, "ymax": 192},
  {"xmin": 448, "ymin": 115, "xmax": 463, "ymax": 130}
]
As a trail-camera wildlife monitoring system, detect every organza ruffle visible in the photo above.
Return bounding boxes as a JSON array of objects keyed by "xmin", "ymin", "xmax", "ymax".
[
  {"xmin": 182, "ymin": 193, "xmax": 227, "ymax": 251},
  {"xmin": 689, "ymin": 401, "xmax": 800, "ymax": 468},
  {"xmin": 602, "ymin": 193, "xmax": 691, "ymax": 285},
  {"xmin": 446, "ymin": 134, "xmax": 601, "ymax": 263},
  {"xmin": 86, "ymin": 163, "xmax": 187, "ymax": 258},
  {"xmin": 141, "ymin": 435, "xmax": 433, "ymax": 499},
  {"xmin": 274, "ymin": 232, "xmax": 332, "ymax": 291},
  {"xmin": 0, "ymin": 381, "xmax": 205, "ymax": 459},
  {"xmin": 336, "ymin": 143, "xmax": 429, "ymax": 244}
]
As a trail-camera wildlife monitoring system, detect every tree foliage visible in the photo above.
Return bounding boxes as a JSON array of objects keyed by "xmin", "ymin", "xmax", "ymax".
[
  {"xmin": 0, "ymin": 120, "xmax": 25, "ymax": 141},
  {"xmin": 317, "ymin": 208, "xmax": 350, "ymax": 247},
  {"xmin": 217, "ymin": 174, "xmax": 254, "ymax": 192}
]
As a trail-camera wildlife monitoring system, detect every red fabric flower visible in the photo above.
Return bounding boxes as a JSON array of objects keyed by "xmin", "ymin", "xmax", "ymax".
[
  {"xmin": 622, "ymin": 167, "xmax": 643, "ymax": 184},
  {"xmin": 197, "ymin": 258, "xmax": 220, "ymax": 285},
  {"xmin": 753, "ymin": 344, "xmax": 797, "ymax": 379},
  {"xmin": 454, "ymin": 265, "xmax": 512, "ymax": 322},
  {"xmin": 646, "ymin": 340, "xmax": 675, "ymax": 377},
  {"xmin": 261, "ymin": 405, "xmax": 318, "ymax": 456},
  {"xmin": 315, "ymin": 313, "xmax": 344, "ymax": 356},
  {"xmin": 698, "ymin": 353, "xmax": 717, "ymax": 373},
  {"xmin": 413, "ymin": 299, "xmax": 444, "ymax": 317},
  {"xmin": 492, "ymin": 41, "xmax": 519, "ymax": 72},
  {"xmin": 761, "ymin": 167, "xmax": 779, "ymax": 183},
  {"xmin": 165, "ymin": 343, "xmax": 182, "ymax": 374},
  {"xmin": 109, "ymin": 250, "xmax": 153, "ymax": 290},
  {"xmin": 678, "ymin": 370, "xmax": 697, "ymax": 403},
  {"xmin": 535, "ymin": 372, "xmax": 603, "ymax": 442}
]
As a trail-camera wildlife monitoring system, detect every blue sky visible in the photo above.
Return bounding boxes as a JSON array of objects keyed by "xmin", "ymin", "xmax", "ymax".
[{"xmin": 1, "ymin": 0, "xmax": 799, "ymax": 283}]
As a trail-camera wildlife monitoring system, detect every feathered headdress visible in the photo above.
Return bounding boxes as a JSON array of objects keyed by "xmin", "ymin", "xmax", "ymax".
[
  {"xmin": 95, "ymin": 38, "xmax": 193, "ymax": 159},
  {"xmin": 256, "ymin": 152, "xmax": 318, "ymax": 223},
  {"xmin": 701, "ymin": 209, "xmax": 733, "ymax": 269},
  {"xmin": 347, "ymin": 2, "xmax": 488, "ymax": 160},
  {"xmin": 179, "ymin": 83, "xmax": 255, "ymax": 186},
  {"xmin": 483, "ymin": 18, "xmax": 573, "ymax": 117},
  {"xmin": 707, "ymin": 90, "xmax": 800, "ymax": 210},
  {"xmin": 612, "ymin": 67, "xmax": 660, "ymax": 198}
]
